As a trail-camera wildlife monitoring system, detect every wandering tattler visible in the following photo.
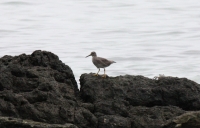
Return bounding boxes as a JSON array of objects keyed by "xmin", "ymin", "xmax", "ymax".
[{"xmin": 86, "ymin": 51, "xmax": 116, "ymax": 78}]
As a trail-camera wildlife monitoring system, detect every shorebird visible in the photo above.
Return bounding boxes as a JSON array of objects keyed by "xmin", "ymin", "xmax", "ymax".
[{"xmin": 86, "ymin": 51, "xmax": 116, "ymax": 78}]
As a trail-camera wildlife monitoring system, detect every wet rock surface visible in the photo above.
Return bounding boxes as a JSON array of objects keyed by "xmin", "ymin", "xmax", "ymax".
[{"xmin": 1, "ymin": 50, "xmax": 200, "ymax": 128}]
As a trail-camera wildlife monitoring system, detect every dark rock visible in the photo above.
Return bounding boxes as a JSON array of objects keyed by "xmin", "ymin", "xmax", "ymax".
[
  {"xmin": 1, "ymin": 51, "xmax": 200, "ymax": 128},
  {"xmin": 80, "ymin": 103, "xmax": 94, "ymax": 113},
  {"xmin": 74, "ymin": 107, "xmax": 98, "ymax": 128},
  {"xmin": 98, "ymin": 115, "xmax": 131, "ymax": 128},
  {"xmin": 129, "ymin": 106, "xmax": 184, "ymax": 128},
  {"xmin": 80, "ymin": 73, "xmax": 200, "ymax": 128},
  {"xmin": 80, "ymin": 73, "xmax": 200, "ymax": 111},
  {"xmin": 163, "ymin": 111, "xmax": 200, "ymax": 128},
  {"xmin": 0, "ymin": 50, "xmax": 97, "ymax": 128},
  {"xmin": 0, "ymin": 116, "xmax": 78, "ymax": 128}
]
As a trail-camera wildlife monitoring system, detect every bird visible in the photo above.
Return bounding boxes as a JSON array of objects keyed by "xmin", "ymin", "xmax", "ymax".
[{"xmin": 85, "ymin": 51, "xmax": 116, "ymax": 78}]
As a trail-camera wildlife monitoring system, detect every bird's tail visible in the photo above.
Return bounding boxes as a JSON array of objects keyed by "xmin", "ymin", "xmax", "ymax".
[{"xmin": 112, "ymin": 61, "xmax": 116, "ymax": 63}]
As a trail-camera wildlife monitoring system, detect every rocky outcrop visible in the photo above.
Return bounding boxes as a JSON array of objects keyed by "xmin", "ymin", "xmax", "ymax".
[
  {"xmin": 0, "ymin": 50, "xmax": 97, "ymax": 128},
  {"xmin": 80, "ymin": 74, "xmax": 200, "ymax": 128},
  {"xmin": 80, "ymin": 74, "xmax": 200, "ymax": 111},
  {"xmin": 1, "ymin": 50, "xmax": 200, "ymax": 128}
]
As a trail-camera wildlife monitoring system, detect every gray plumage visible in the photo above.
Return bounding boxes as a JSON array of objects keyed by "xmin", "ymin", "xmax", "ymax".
[{"xmin": 86, "ymin": 51, "xmax": 116, "ymax": 77}]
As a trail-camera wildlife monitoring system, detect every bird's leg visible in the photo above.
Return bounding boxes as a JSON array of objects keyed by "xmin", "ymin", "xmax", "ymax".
[
  {"xmin": 94, "ymin": 68, "xmax": 100, "ymax": 76},
  {"xmin": 102, "ymin": 68, "xmax": 106, "ymax": 78}
]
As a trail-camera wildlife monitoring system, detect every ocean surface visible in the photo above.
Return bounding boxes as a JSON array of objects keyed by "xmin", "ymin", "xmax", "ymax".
[{"xmin": 1, "ymin": 0, "xmax": 200, "ymax": 87}]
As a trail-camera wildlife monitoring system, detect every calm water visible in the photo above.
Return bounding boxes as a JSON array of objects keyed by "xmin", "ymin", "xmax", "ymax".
[{"xmin": 1, "ymin": 0, "xmax": 200, "ymax": 87}]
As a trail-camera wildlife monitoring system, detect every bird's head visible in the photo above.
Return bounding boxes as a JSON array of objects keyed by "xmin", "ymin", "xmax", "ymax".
[{"xmin": 86, "ymin": 51, "xmax": 97, "ymax": 58}]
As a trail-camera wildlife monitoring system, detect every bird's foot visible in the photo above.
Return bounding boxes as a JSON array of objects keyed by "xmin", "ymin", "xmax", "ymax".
[
  {"xmin": 93, "ymin": 73, "xmax": 99, "ymax": 76},
  {"xmin": 102, "ymin": 74, "xmax": 107, "ymax": 78}
]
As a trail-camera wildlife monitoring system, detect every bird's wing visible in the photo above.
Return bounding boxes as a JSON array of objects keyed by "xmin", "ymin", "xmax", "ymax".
[
  {"xmin": 98, "ymin": 57, "xmax": 111, "ymax": 66},
  {"xmin": 93, "ymin": 58, "xmax": 102, "ymax": 65}
]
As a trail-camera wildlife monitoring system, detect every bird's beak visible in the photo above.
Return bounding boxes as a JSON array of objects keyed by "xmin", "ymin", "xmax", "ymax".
[{"xmin": 85, "ymin": 54, "xmax": 91, "ymax": 58}]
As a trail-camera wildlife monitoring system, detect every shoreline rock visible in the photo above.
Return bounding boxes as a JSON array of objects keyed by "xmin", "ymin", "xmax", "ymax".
[
  {"xmin": 0, "ymin": 50, "xmax": 96, "ymax": 128},
  {"xmin": 0, "ymin": 50, "xmax": 200, "ymax": 128},
  {"xmin": 0, "ymin": 116, "xmax": 78, "ymax": 128},
  {"xmin": 80, "ymin": 73, "xmax": 200, "ymax": 111}
]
